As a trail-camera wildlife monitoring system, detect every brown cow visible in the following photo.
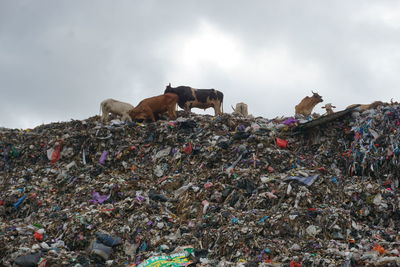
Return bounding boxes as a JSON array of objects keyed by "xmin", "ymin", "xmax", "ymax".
[
  {"xmin": 129, "ymin": 93, "xmax": 178, "ymax": 122},
  {"xmin": 295, "ymin": 91, "xmax": 323, "ymax": 116},
  {"xmin": 346, "ymin": 101, "xmax": 384, "ymax": 112}
]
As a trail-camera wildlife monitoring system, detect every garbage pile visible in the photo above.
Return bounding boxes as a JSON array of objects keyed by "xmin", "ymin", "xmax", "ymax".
[{"xmin": 1, "ymin": 104, "xmax": 400, "ymax": 266}]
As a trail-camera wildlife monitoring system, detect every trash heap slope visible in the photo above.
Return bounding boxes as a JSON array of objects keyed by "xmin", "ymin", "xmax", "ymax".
[{"xmin": 1, "ymin": 104, "xmax": 400, "ymax": 266}]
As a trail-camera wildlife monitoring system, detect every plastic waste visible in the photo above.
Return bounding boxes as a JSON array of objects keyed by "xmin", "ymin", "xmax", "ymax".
[
  {"xmin": 1, "ymin": 104, "xmax": 400, "ymax": 266},
  {"xmin": 90, "ymin": 191, "xmax": 110, "ymax": 204},
  {"xmin": 99, "ymin": 150, "xmax": 108, "ymax": 165},
  {"xmin": 96, "ymin": 232, "xmax": 122, "ymax": 247},
  {"xmin": 14, "ymin": 252, "xmax": 42, "ymax": 267},
  {"xmin": 90, "ymin": 240, "xmax": 113, "ymax": 261},
  {"xmin": 285, "ymin": 174, "xmax": 319, "ymax": 186},
  {"xmin": 13, "ymin": 195, "xmax": 26, "ymax": 209},
  {"xmin": 136, "ymin": 248, "xmax": 193, "ymax": 267},
  {"xmin": 148, "ymin": 191, "xmax": 168, "ymax": 202},
  {"xmin": 276, "ymin": 138, "xmax": 288, "ymax": 148}
]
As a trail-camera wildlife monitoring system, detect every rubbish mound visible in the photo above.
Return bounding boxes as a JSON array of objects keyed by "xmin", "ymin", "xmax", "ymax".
[{"xmin": 1, "ymin": 104, "xmax": 400, "ymax": 266}]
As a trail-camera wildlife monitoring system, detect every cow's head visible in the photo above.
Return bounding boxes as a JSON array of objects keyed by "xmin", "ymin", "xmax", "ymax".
[
  {"xmin": 129, "ymin": 107, "xmax": 147, "ymax": 122},
  {"xmin": 311, "ymin": 90, "xmax": 323, "ymax": 103},
  {"xmin": 322, "ymin": 103, "xmax": 336, "ymax": 109},
  {"xmin": 164, "ymin": 83, "xmax": 174, "ymax": 94}
]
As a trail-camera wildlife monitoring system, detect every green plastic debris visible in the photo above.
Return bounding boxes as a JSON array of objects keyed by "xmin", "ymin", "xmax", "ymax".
[
  {"xmin": 136, "ymin": 248, "xmax": 193, "ymax": 267},
  {"xmin": 11, "ymin": 146, "xmax": 20, "ymax": 157},
  {"xmin": 32, "ymin": 223, "xmax": 44, "ymax": 229}
]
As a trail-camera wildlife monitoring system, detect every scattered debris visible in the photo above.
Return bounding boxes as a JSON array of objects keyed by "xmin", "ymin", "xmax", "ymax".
[{"xmin": 1, "ymin": 102, "xmax": 400, "ymax": 266}]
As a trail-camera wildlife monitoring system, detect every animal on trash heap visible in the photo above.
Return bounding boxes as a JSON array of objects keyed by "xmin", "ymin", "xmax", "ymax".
[
  {"xmin": 321, "ymin": 103, "xmax": 336, "ymax": 115},
  {"xmin": 231, "ymin": 102, "xmax": 248, "ymax": 116},
  {"xmin": 100, "ymin": 98, "xmax": 134, "ymax": 123},
  {"xmin": 129, "ymin": 93, "xmax": 178, "ymax": 122},
  {"xmin": 164, "ymin": 83, "xmax": 224, "ymax": 116},
  {"xmin": 346, "ymin": 101, "xmax": 384, "ymax": 112},
  {"xmin": 295, "ymin": 91, "xmax": 323, "ymax": 117}
]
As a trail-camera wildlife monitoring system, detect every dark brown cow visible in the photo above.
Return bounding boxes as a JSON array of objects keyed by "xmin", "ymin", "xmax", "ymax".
[
  {"xmin": 295, "ymin": 91, "xmax": 323, "ymax": 116},
  {"xmin": 164, "ymin": 83, "xmax": 224, "ymax": 115},
  {"xmin": 129, "ymin": 93, "xmax": 178, "ymax": 122}
]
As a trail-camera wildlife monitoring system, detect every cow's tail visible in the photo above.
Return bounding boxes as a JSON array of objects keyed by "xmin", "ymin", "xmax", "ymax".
[
  {"xmin": 220, "ymin": 92, "xmax": 224, "ymax": 114},
  {"xmin": 99, "ymin": 100, "xmax": 107, "ymax": 123},
  {"xmin": 99, "ymin": 101, "xmax": 104, "ymax": 117}
]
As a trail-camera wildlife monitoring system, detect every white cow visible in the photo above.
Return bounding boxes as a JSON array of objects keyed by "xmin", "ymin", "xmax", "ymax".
[
  {"xmin": 231, "ymin": 102, "xmax": 248, "ymax": 116},
  {"xmin": 321, "ymin": 103, "xmax": 336, "ymax": 115},
  {"xmin": 100, "ymin": 98, "xmax": 134, "ymax": 122}
]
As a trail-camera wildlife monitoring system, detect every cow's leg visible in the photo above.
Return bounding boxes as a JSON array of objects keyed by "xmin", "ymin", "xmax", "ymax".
[
  {"xmin": 150, "ymin": 112, "xmax": 156, "ymax": 122},
  {"xmin": 184, "ymin": 103, "xmax": 190, "ymax": 113},
  {"xmin": 144, "ymin": 107, "xmax": 156, "ymax": 122},
  {"xmin": 121, "ymin": 113, "xmax": 132, "ymax": 122},
  {"xmin": 168, "ymin": 105, "xmax": 177, "ymax": 120},
  {"xmin": 153, "ymin": 113, "xmax": 161, "ymax": 121},
  {"xmin": 102, "ymin": 111, "xmax": 109, "ymax": 123},
  {"xmin": 213, "ymin": 101, "xmax": 222, "ymax": 116},
  {"xmin": 100, "ymin": 104, "xmax": 108, "ymax": 122}
]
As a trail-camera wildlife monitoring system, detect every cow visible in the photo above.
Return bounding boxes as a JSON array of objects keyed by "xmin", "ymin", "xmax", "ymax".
[
  {"xmin": 231, "ymin": 102, "xmax": 248, "ymax": 116},
  {"xmin": 129, "ymin": 93, "xmax": 178, "ymax": 122},
  {"xmin": 321, "ymin": 103, "xmax": 336, "ymax": 115},
  {"xmin": 346, "ymin": 101, "xmax": 384, "ymax": 112},
  {"xmin": 100, "ymin": 98, "xmax": 134, "ymax": 123},
  {"xmin": 164, "ymin": 83, "xmax": 224, "ymax": 116},
  {"xmin": 295, "ymin": 91, "xmax": 323, "ymax": 117}
]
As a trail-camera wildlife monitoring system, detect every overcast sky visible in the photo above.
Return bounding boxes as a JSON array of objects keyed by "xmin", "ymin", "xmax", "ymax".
[{"xmin": 1, "ymin": 1, "xmax": 399, "ymax": 129}]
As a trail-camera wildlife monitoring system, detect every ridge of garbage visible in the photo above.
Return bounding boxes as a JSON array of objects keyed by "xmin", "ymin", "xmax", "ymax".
[{"xmin": 1, "ymin": 105, "xmax": 400, "ymax": 266}]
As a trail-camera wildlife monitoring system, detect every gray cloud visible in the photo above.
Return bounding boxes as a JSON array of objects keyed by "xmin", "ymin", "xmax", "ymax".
[{"xmin": 1, "ymin": 0, "xmax": 399, "ymax": 128}]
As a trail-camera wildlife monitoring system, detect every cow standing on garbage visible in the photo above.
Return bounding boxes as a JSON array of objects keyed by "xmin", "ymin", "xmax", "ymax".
[
  {"xmin": 295, "ymin": 91, "xmax": 323, "ymax": 117},
  {"xmin": 321, "ymin": 103, "xmax": 336, "ymax": 115},
  {"xmin": 232, "ymin": 102, "xmax": 248, "ymax": 116},
  {"xmin": 100, "ymin": 98, "xmax": 134, "ymax": 123},
  {"xmin": 164, "ymin": 83, "xmax": 224, "ymax": 116},
  {"xmin": 346, "ymin": 101, "xmax": 384, "ymax": 112},
  {"xmin": 129, "ymin": 93, "xmax": 178, "ymax": 122}
]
